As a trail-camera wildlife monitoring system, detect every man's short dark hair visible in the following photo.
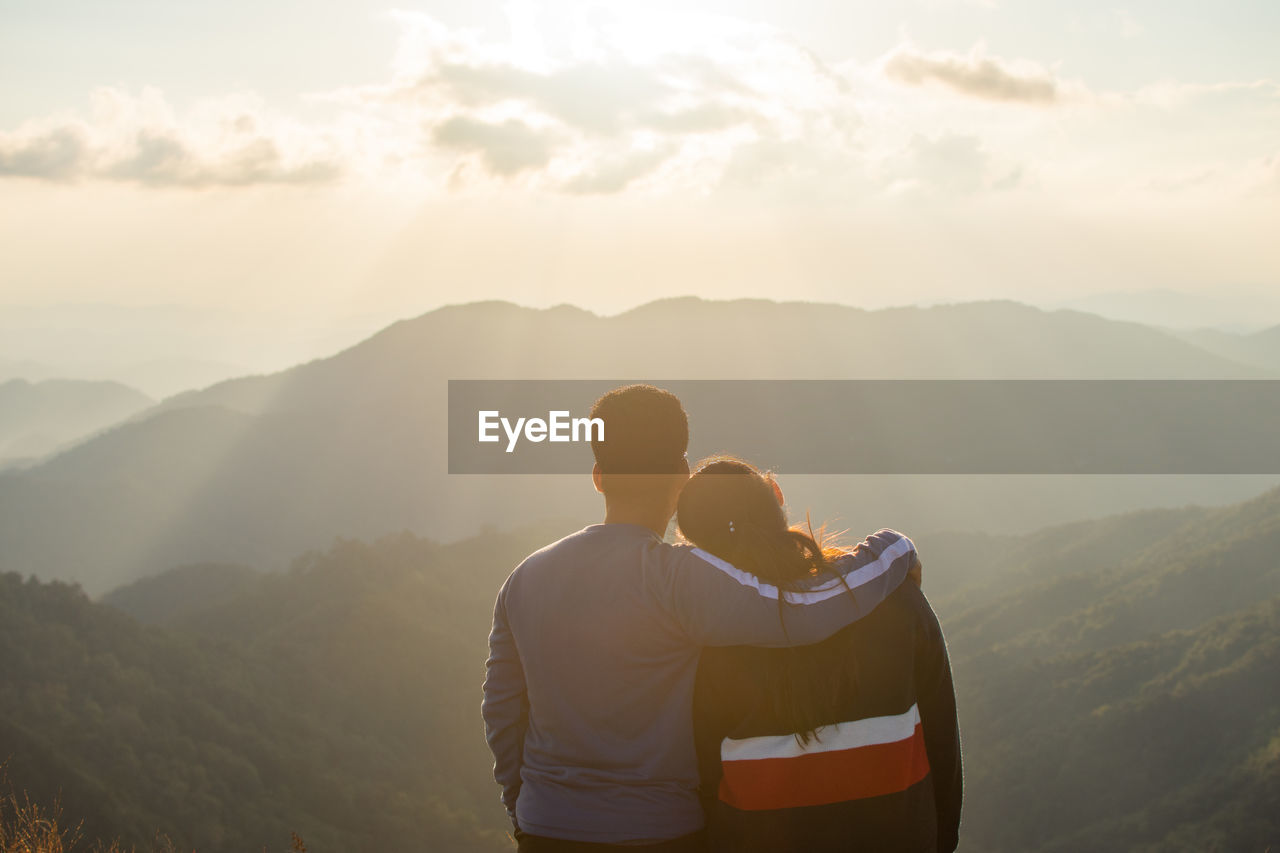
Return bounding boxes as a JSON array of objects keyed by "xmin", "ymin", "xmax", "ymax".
[{"xmin": 590, "ymin": 384, "xmax": 689, "ymax": 475}]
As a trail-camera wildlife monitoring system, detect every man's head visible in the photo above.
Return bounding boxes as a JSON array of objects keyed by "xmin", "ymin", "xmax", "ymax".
[{"xmin": 589, "ymin": 384, "xmax": 690, "ymax": 521}]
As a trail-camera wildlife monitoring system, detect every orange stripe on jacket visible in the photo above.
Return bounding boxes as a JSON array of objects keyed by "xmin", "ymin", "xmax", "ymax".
[{"xmin": 718, "ymin": 721, "xmax": 931, "ymax": 811}]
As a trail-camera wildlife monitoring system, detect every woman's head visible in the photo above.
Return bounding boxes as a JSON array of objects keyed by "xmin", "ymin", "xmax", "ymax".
[
  {"xmin": 676, "ymin": 456, "xmax": 827, "ymax": 588},
  {"xmin": 679, "ymin": 457, "xmax": 854, "ymax": 743}
]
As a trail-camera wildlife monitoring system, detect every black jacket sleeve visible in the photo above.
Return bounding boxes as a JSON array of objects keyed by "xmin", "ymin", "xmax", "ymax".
[
  {"xmin": 692, "ymin": 647, "xmax": 738, "ymax": 816},
  {"xmin": 914, "ymin": 588, "xmax": 963, "ymax": 853}
]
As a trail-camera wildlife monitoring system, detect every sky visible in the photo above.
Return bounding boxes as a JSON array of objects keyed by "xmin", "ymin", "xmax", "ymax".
[{"xmin": 1, "ymin": 0, "xmax": 1279, "ymax": 377}]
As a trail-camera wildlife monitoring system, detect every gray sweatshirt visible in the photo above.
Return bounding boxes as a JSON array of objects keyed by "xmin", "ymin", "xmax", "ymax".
[{"xmin": 482, "ymin": 523, "xmax": 917, "ymax": 844}]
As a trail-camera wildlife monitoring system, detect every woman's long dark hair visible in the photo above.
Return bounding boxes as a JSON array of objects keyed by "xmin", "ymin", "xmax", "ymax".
[{"xmin": 676, "ymin": 456, "xmax": 856, "ymax": 744}]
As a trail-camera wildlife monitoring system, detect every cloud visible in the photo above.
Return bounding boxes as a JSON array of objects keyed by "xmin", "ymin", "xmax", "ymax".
[
  {"xmin": 5, "ymin": 11, "xmax": 1267, "ymax": 204},
  {"xmin": 562, "ymin": 145, "xmax": 674, "ymax": 194},
  {"xmin": 882, "ymin": 44, "xmax": 1067, "ymax": 104},
  {"xmin": 1256, "ymin": 153, "xmax": 1280, "ymax": 195},
  {"xmin": 432, "ymin": 60, "xmax": 671, "ymax": 135},
  {"xmin": 880, "ymin": 133, "xmax": 1020, "ymax": 198},
  {"xmin": 907, "ymin": 133, "xmax": 990, "ymax": 193},
  {"xmin": 2, "ymin": 9, "xmax": 868, "ymax": 195},
  {"xmin": 353, "ymin": 9, "xmax": 860, "ymax": 192},
  {"xmin": 432, "ymin": 116, "xmax": 555, "ymax": 175},
  {"xmin": 0, "ymin": 88, "xmax": 342, "ymax": 187},
  {"xmin": 107, "ymin": 131, "xmax": 340, "ymax": 187},
  {"xmin": 990, "ymin": 165, "xmax": 1024, "ymax": 191},
  {"xmin": 640, "ymin": 103, "xmax": 754, "ymax": 135},
  {"xmin": 1132, "ymin": 78, "xmax": 1280, "ymax": 109},
  {"xmin": 0, "ymin": 126, "xmax": 89, "ymax": 179}
]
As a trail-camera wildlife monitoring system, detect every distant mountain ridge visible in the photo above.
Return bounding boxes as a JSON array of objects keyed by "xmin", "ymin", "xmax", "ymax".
[
  {"xmin": 0, "ymin": 377, "xmax": 153, "ymax": 466},
  {"xmin": 1051, "ymin": 288, "xmax": 1280, "ymax": 333},
  {"xmin": 0, "ymin": 353, "xmax": 250, "ymax": 401},
  {"xmin": 1, "ymin": 297, "xmax": 1275, "ymax": 595},
  {"xmin": 1173, "ymin": 324, "xmax": 1280, "ymax": 374}
]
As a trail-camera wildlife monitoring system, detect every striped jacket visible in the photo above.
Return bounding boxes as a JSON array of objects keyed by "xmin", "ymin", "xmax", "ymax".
[{"xmin": 693, "ymin": 561, "xmax": 962, "ymax": 852}]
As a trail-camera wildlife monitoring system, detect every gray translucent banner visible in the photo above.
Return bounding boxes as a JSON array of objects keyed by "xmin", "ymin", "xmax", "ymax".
[{"xmin": 448, "ymin": 380, "xmax": 1280, "ymax": 474}]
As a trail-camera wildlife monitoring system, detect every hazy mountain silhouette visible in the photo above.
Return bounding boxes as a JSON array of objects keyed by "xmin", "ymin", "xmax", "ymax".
[
  {"xmin": 4, "ymin": 484, "xmax": 1269, "ymax": 852},
  {"xmin": 0, "ymin": 378, "xmax": 153, "ymax": 466},
  {"xmin": 0, "ymin": 356, "xmax": 252, "ymax": 401},
  {"xmin": 1, "ymin": 297, "xmax": 1274, "ymax": 595},
  {"xmin": 111, "ymin": 357, "xmax": 253, "ymax": 400},
  {"xmin": 0, "ymin": 302, "xmax": 372, "ymax": 399},
  {"xmin": 1175, "ymin": 323, "xmax": 1280, "ymax": 374},
  {"xmin": 1053, "ymin": 288, "xmax": 1280, "ymax": 333},
  {"xmin": 0, "ymin": 357, "xmax": 59, "ymax": 383}
]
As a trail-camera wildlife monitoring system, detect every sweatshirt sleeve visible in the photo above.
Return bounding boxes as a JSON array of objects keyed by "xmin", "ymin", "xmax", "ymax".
[
  {"xmin": 913, "ymin": 588, "xmax": 963, "ymax": 853},
  {"xmin": 691, "ymin": 648, "xmax": 737, "ymax": 813},
  {"xmin": 481, "ymin": 577, "xmax": 529, "ymax": 826},
  {"xmin": 664, "ymin": 529, "xmax": 917, "ymax": 648}
]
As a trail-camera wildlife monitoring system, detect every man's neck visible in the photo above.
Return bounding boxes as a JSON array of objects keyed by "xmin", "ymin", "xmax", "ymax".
[{"xmin": 603, "ymin": 506, "xmax": 671, "ymax": 538}]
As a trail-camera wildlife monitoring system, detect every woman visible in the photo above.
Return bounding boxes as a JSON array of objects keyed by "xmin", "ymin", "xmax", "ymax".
[{"xmin": 678, "ymin": 457, "xmax": 962, "ymax": 853}]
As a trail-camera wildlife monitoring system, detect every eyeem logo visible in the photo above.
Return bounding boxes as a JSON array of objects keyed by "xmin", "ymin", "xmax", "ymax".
[{"xmin": 478, "ymin": 410, "xmax": 604, "ymax": 453}]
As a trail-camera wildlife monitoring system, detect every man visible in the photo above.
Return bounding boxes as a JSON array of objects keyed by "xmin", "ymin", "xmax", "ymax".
[{"xmin": 482, "ymin": 384, "xmax": 919, "ymax": 851}]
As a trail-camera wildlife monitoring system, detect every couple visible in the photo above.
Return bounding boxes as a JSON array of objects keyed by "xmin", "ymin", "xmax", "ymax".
[{"xmin": 482, "ymin": 385, "xmax": 961, "ymax": 852}]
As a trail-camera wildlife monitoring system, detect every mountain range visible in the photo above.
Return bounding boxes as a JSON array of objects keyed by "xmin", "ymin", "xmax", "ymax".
[{"xmin": 3, "ymin": 297, "xmax": 1279, "ymax": 595}]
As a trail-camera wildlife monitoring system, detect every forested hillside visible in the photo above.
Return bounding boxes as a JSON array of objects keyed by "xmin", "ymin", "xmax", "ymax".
[
  {"xmin": 3, "ymin": 490, "xmax": 1278, "ymax": 851},
  {"xmin": 923, "ymin": 490, "xmax": 1280, "ymax": 851},
  {"xmin": 2, "ymin": 526, "xmax": 567, "ymax": 852}
]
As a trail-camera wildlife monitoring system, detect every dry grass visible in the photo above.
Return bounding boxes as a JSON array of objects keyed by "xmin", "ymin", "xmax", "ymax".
[
  {"xmin": 0, "ymin": 787, "xmax": 74, "ymax": 853},
  {"xmin": 0, "ymin": 785, "xmax": 150, "ymax": 853},
  {"xmin": 1, "ymin": 770, "xmax": 305, "ymax": 853}
]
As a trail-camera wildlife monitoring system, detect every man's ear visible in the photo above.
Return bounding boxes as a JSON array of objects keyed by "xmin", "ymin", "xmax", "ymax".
[{"xmin": 592, "ymin": 463, "xmax": 604, "ymax": 494}]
